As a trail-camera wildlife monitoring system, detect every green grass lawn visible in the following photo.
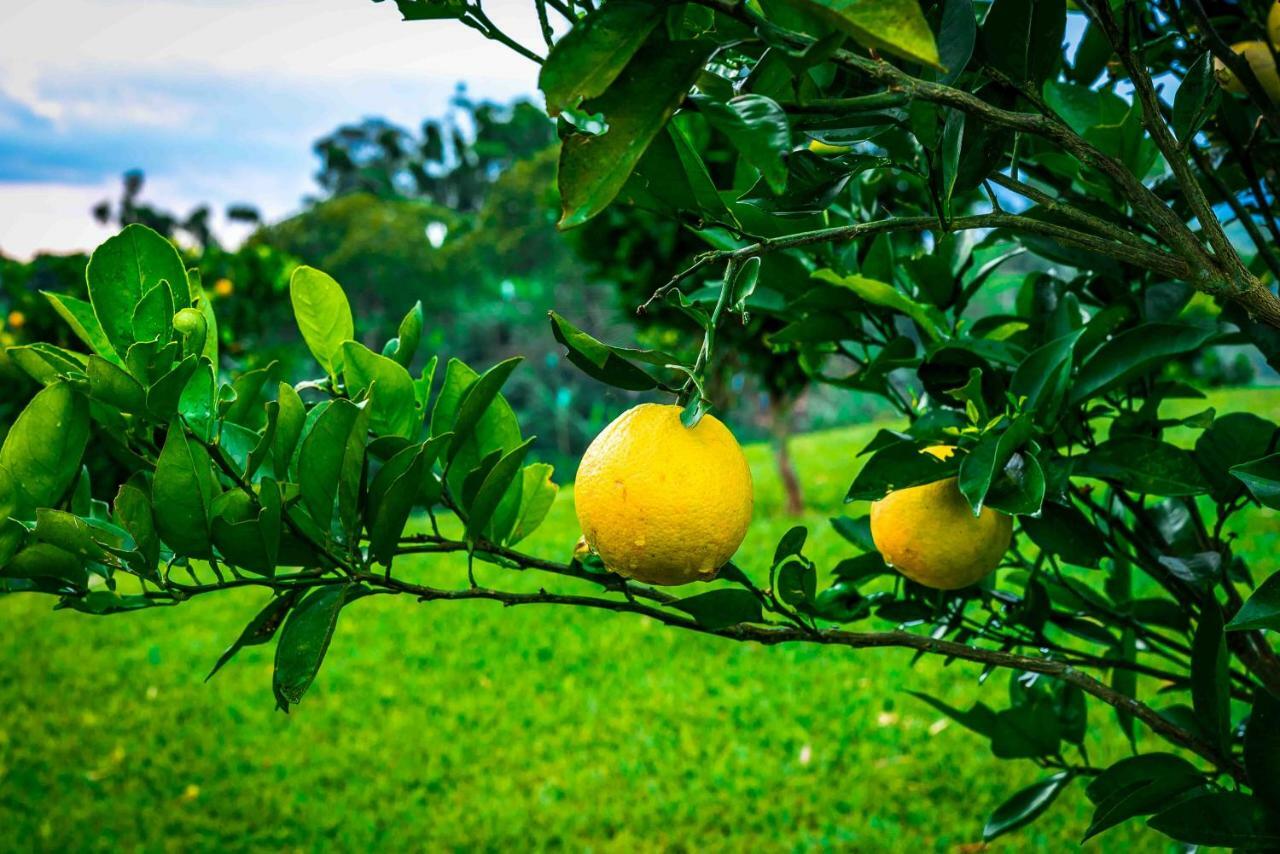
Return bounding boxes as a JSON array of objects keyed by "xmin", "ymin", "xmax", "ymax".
[{"xmin": 1, "ymin": 387, "xmax": 1277, "ymax": 852}]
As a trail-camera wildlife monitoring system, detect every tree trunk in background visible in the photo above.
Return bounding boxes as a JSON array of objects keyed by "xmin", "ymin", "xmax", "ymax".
[{"xmin": 769, "ymin": 396, "xmax": 804, "ymax": 516}]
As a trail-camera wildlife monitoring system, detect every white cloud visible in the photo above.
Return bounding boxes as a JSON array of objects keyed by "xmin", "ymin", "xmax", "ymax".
[
  {"xmin": 0, "ymin": 0, "xmax": 545, "ymax": 127},
  {"xmin": 0, "ymin": 181, "xmax": 118, "ymax": 259}
]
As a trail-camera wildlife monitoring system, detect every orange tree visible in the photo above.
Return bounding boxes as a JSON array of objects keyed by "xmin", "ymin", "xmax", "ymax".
[{"xmin": 6, "ymin": 0, "xmax": 1280, "ymax": 845}]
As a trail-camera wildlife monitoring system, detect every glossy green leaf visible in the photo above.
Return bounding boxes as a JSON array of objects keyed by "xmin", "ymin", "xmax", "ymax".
[
  {"xmin": 384, "ymin": 300, "xmax": 424, "ymax": 368},
  {"xmin": 290, "ymin": 266, "xmax": 354, "ymax": 379},
  {"xmin": 132, "ymin": 280, "xmax": 174, "ymax": 345},
  {"xmin": 342, "ymin": 340, "xmax": 421, "ymax": 439},
  {"xmin": 367, "ymin": 442, "xmax": 430, "ymax": 564},
  {"xmin": 771, "ymin": 0, "xmax": 940, "ymax": 67},
  {"xmin": 1020, "ymin": 502, "xmax": 1108, "ymax": 568},
  {"xmin": 1173, "ymin": 52, "xmax": 1220, "ymax": 143},
  {"xmin": 445, "ymin": 357, "xmax": 523, "ymax": 463},
  {"xmin": 42, "ymin": 291, "xmax": 119, "ymax": 363},
  {"xmin": 549, "ymin": 311, "xmax": 671, "ymax": 391},
  {"xmin": 1232, "ymin": 452, "xmax": 1280, "ymax": 510},
  {"xmin": 272, "ymin": 382, "xmax": 306, "ymax": 481},
  {"xmin": 508, "ymin": 463, "xmax": 558, "ymax": 546},
  {"xmin": 1070, "ymin": 322, "xmax": 1216, "ymax": 404},
  {"xmin": 1196, "ymin": 413, "xmax": 1277, "ymax": 502},
  {"xmin": 558, "ymin": 32, "xmax": 712, "ymax": 227},
  {"xmin": 846, "ymin": 440, "xmax": 959, "ymax": 502},
  {"xmin": 297, "ymin": 399, "xmax": 370, "ymax": 541},
  {"xmin": 113, "ymin": 478, "xmax": 159, "ymax": 577},
  {"xmin": 87, "ymin": 356, "xmax": 146, "ymax": 413},
  {"xmin": 812, "ymin": 269, "xmax": 944, "ymax": 340},
  {"xmin": 692, "ymin": 93, "xmax": 790, "ymax": 194},
  {"xmin": 983, "ymin": 772, "xmax": 1070, "ymax": 842},
  {"xmin": 957, "ymin": 416, "xmax": 1032, "ymax": 515},
  {"xmin": 981, "ymin": 0, "xmax": 1065, "ymax": 86},
  {"xmin": 465, "ymin": 437, "xmax": 534, "ymax": 544},
  {"xmin": 84, "ymin": 224, "xmax": 188, "ymax": 356},
  {"xmin": 539, "ymin": 0, "xmax": 661, "ymax": 116},
  {"xmin": 937, "ymin": 0, "xmax": 976, "ymax": 83},
  {"xmin": 152, "ymin": 422, "xmax": 220, "ymax": 558},
  {"xmin": 0, "ymin": 382, "xmax": 90, "ymax": 518},
  {"xmin": 1227, "ymin": 571, "xmax": 1280, "ymax": 632},
  {"xmin": 1009, "ymin": 329, "xmax": 1083, "ymax": 426},
  {"xmin": 1082, "ymin": 755, "xmax": 1204, "ymax": 842},
  {"xmin": 273, "ymin": 583, "xmax": 356, "ymax": 710}
]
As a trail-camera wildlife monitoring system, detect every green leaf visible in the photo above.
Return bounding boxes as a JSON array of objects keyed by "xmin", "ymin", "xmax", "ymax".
[
  {"xmin": 446, "ymin": 357, "xmax": 523, "ymax": 462},
  {"xmin": 691, "ymin": 94, "xmax": 790, "ymax": 194},
  {"xmin": 777, "ymin": 560, "xmax": 817, "ymax": 607},
  {"xmin": 1191, "ymin": 604, "xmax": 1231, "ymax": 756},
  {"xmin": 206, "ymin": 590, "xmax": 301, "ymax": 682},
  {"xmin": 739, "ymin": 151, "xmax": 882, "ymax": 216},
  {"xmin": 812, "ymin": 269, "xmax": 944, "ymax": 340},
  {"xmin": 113, "ymin": 478, "xmax": 159, "ymax": 577},
  {"xmin": 5, "ymin": 343, "xmax": 86, "ymax": 385},
  {"xmin": 1082, "ymin": 755, "xmax": 1205, "ymax": 842},
  {"xmin": 1232, "ymin": 452, "xmax": 1280, "ymax": 510},
  {"xmin": 273, "ymin": 584, "xmax": 355, "ymax": 710},
  {"xmin": 84, "ymin": 224, "xmax": 188, "ymax": 357},
  {"xmin": 830, "ymin": 515, "xmax": 875, "ymax": 552},
  {"xmin": 342, "ymin": 341, "xmax": 421, "ymax": 439},
  {"xmin": 1069, "ymin": 322, "xmax": 1217, "ymax": 404},
  {"xmin": 1, "ymin": 543, "xmax": 88, "ymax": 588},
  {"xmin": 209, "ymin": 484, "xmax": 281, "ymax": 576},
  {"xmin": 846, "ymin": 439, "xmax": 959, "ymax": 502},
  {"xmin": 538, "ymin": 0, "xmax": 661, "ymax": 116},
  {"xmin": 549, "ymin": 311, "xmax": 667, "ymax": 391},
  {"xmin": 905, "ymin": 691, "xmax": 998, "ymax": 738},
  {"xmin": 557, "ymin": 31, "xmax": 713, "ymax": 227},
  {"xmin": 937, "ymin": 0, "xmax": 976, "ymax": 83},
  {"xmin": 272, "ymin": 383, "xmax": 306, "ymax": 481},
  {"xmin": 384, "ymin": 301, "xmax": 424, "ymax": 368},
  {"xmin": 152, "ymin": 421, "xmax": 220, "ymax": 558},
  {"xmin": 983, "ymin": 772, "xmax": 1070, "ymax": 842},
  {"xmin": 297, "ymin": 399, "xmax": 370, "ymax": 541},
  {"xmin": 1247, "ymin": 687, "xmax": 1280, "ymax": 812},
  {"xmin": 179, "ymin": 360, "xmax": 217, "ymax": 442},
  {"xmin": 87, "ymin": 356, "xmax": 146, "ymax": 413},
  {"xmin": 1009, "ymin": 329, "xmax": 1083, "ymax": 426},
  {"xmin": 131, "ymin": 280, "xmax": 174, "ymax": 345},
  {"xmin": 1173, "ymin": 51, "xmax": 1220, "ymax": 143},
  {"xmin": 772, "ymin": 0, "xmax": 941, "ymax": 67},
  {"xmin": 465, "ymin": 437, "xmax": 534, "ymax": 544},
  {"xmin": 981, "ymin": 0, "xmax": 1065, "ymax": 86},
  {"xmin": 1020, "ymin": 501, "xmax": 1107, "ymax": 568},
  {"xmin": 0, "ymin": 382, "xmax": 90, "ymax": 518},
  {"xmin": 42, "ymin": 291, "xmax": 119, "ymax": 363},
  {"xmin": 957, "ymin": 416, "xmax": 1032, "ymax": 515},
  {"xmin": 772, "ymin": 525, "xmax": 808, "ymax": 566},
  {"xmin": 670, "ymin": 589, "xmax": 765, "ymax": 629},
  {"xmin": 508, "ymin": 463, "xmax": 558, "ymax": 546},
  {"xmin": 367, "ymin": 443, "xmax": 429, "ymax": 565},
  {"xmin": 1227, "ymin": 571, "xmax": 1280, "ymax": 632},
  {"xmin": 1147, "ymin": 792, "xmax": 1280, "ymax": 847},
  {"xmin": 290, "ymin": 266, "xmax": 354, "ymax": 379},
  {"xmin": 1196, "ymin": 413, "xmax": 1278, "ymax": 502},
  {"xmin": 1075, "ymin": 437, "xmax": 1210, "ymax": 497}
]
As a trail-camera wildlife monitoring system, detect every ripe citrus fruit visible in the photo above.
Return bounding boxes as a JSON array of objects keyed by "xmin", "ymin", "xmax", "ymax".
[
  {"xmin": 574, "ymin": 403, "xmax": 753, "ymax": 586},
  {"xmin": 1214, "ymin": 41, "xmax": 1280, "ymax": 102},
  {"xmin": 6, "ymin": 310, "xmax": 25, "ymax": 330},
  {"xmin": 1270, "ymin": 2, "xmax": 1280, "ymax": 50},
  {"xmin": 869, "ymin": 446, "xmax": 1011, "ymax": 590},
  {"xmin": 213, "ymin": 278, "xmax": 235, "ymax": 298},
  {"xmin": 808, "ymin": 138, "xmax": 851, "ymax": 156}
]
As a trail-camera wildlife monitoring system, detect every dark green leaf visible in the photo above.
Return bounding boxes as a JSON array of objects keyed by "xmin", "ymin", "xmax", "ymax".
[
  {"xmin": 692, "ymin": 93, "xmax": 790, "ymax": 193},
  {"xmin": 1232, "ymin": 452, "xmax": 1280, "ymax": 510},
  {"xmin": 273, "ymin": 382, "xmax": 306, "ymax": 481},
  {"xmin": 777, "ymin": 560, "xmax": 816, "ymax": 606},
  {"xmin": 937, "ymin": 0, "xmax": 976, "ymax": 84},
  {"xmin": 1070, "ymin": 322, "xmax": 1216, "ymax": 404},
  {"xmin": 1147, "ymin": 792, "xmax": 1280, "ymax": 847},
  {"xmin": 983, "ymin": 772, "xmax": 1070, "ymax": 842},
  {"xmin": 297, "ymin": 399, "xmax": 371, "ymax": 540},
  {"xmin": 342, "ymin": 341, "xmax": 420, "ymax": 439},
  {"xmin": 1009, "ymin": 329, "xmax": 1082, "ymax": 426},
  {"xmin": 465, "ymin": 437, "xmax": 534, "ymax": 544},
  {"xmin": 549, "ymin": 311, "xmax": 665, "ymax": 391},
  {"xmin": 1196, "ymin": 413, "xmax": 1277, "ymax": 502},
  {"xmin": 846, "ymin": 440, "xmax": 959, "ymax": 502},
  {"xmin": 958, "ymin": 416, "xmax": 1032, "ymax": 514},
  {"xmin": 1020, "ymin": 501, "xmax": 1108, "ymax": 567},
  {"xmin": 905, "ymin": 691, "xmax": 998, "ymax": 738},
  {"xmin": 1247, "ymin": 687, "xmax": 1280, "ymax": 811},
  {"xmin": 1173, "ymin": 52, "xmax": 1220, "ymax": 143},
  {"xmin": 1191, "ymin": 604, "xmax": 1231, "ymax": 756},
  {"xmin": 772, "ymin": 525, "xmax": 807, "ymax": 566},
  {"xmin": 1227, "ymin": 571, "xmax": 1280, "ymax": 632},
  {"xmin": 207, "ymin": 590, "xmax": 301, "ymax": 681},
  {"xmin": 273, "ymin": 584, "xmax": 357, "ymax": 710},
  {"xmin": 981, "ymin": 0, "xmax": 1065, "ymax": 86},
  {"xmin": 830, "ymin": 515, "xmax": 875, "ymax": 551},
  {"xmin": 1075, "ymin": 437, "xmax": 1210, "ymax": 497},
  {"xmin": 153, "ymin": 421, "xmax": 220, "ymax": 558},
  {"xmin": 670, "ymin": 589, "xmax": 764, "ymax": 629}
]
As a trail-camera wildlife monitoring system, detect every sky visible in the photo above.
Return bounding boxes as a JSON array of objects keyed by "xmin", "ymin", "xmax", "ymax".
[{"xmin": 0, "ymin": 0, "xmax": 544, "ymax": 259}]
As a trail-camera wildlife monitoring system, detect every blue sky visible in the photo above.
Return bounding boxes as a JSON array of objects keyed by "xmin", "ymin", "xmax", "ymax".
[{"xmin": 0, "ymin": 0, "xmax": 543, "ymax": 258}]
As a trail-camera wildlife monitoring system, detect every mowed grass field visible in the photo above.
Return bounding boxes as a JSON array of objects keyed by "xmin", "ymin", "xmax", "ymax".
[{"xmin": 1, "ymin": 388, "xmax": 1277, "ymax": 852}]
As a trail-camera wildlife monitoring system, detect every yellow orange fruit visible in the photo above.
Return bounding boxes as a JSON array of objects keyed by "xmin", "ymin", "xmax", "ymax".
[
  {"xmin": 869, "ymin": 446, "xmax": 1012, "ymax": 590},
  {"xmin": 574, "ymin": 403, "xmax": 753, "ymax": 586},
  {"xmin": 213, "ymin": 278, "xmax": 235, "ymax": 298},
  {"xmin": 1214, "ymin": 41, "xmax": 1280, "ymax": 102}
]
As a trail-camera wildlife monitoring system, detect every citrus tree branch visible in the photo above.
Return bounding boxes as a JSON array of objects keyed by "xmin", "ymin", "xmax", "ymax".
[{"xmin": 155, "ymin": 556, "xmax": 1244, "ymax": 780}]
